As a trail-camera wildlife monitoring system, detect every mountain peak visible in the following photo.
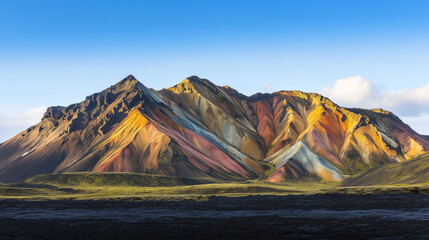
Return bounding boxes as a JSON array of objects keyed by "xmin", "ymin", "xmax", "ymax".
[
  {"xmin": 184, "ymin": 75, "xmax": 216, "ymax": 87},
  {"xmin": 117, "ymin": 74, "xmax": 138, "ymax": 85},
  {"xmin": 186, "ymin": 75, "xmax": 203, "ymax": 82},
  {"xmin": 109, "ymin": 74, "xmax": 142, "ymax": 93},
  {"xmin": 168, "ymin": 76, "xmax": 218, "ymax": 94},
  {"xmin": 125, "ymin": 74, "xmax": 136, "ymax": 81}
]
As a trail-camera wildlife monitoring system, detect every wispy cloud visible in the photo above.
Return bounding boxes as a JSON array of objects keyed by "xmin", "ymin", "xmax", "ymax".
[
  {"xmin": 0, "ymin": 107, "xmax": 46, "ymax": 142},
  {"xmin": 321, "ymin": 76, "xmax": 429, "ymax": 134},
  {"xmin": 0, "ymin": 107, "xmax": 46, "ymax": 127},
  {"xmin": 260, "ymin": 83, "xmax": 272, "ymax": 93}
]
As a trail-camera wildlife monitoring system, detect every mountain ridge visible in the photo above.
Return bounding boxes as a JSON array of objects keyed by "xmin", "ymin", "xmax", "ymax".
[{"xmin": 0, "ymin": 75, "xmax": 427, "ymax": 183}]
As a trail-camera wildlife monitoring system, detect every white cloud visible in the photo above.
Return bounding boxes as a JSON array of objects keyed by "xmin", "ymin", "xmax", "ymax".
[
  {"xmin": 0, "ymin": 107, "xmax": 46, "ymax": 143},
  {"xmin": 321, "ymin": 76, "xmax": 373, "ymax": 105},
  {"xmin": 322, "ymin": 76, "xmax": 429, "ymax": 135}
]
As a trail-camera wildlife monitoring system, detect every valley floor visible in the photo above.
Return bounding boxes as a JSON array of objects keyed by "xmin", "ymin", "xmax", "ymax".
[
  {"xmin": 1, "ymin": 175, "xmax": 429, "ymax": 239},
  {"xmin": 0, "ymin": 194, "xmax": 428, "ymax": 240}
]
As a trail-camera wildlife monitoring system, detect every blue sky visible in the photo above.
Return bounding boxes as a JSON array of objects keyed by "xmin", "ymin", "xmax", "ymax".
[{"xmin": 0, "ymin": 0, "xmax": 428, "ymax": 141}]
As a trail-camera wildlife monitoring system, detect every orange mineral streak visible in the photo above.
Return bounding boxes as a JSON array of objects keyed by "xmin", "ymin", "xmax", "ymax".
[
  {"xmin": 266, "ymin": 167, "xmax": 285, "ymax": 183},
  {"xmin": 352, "ymin": 125, "xmax": 399, "ymax": 164},
  {"xmin": 93, "ymin": 110, "xmax": 170, "ymax": 172},
  {"xmin": 249, "ymin": 100, "xmax": 275, "ymax": 146},
  {"xmin": 319, "ymin": 168, "xmax": 341, "ymax": 182},
  {"xmin": 267, "ymin": 98, "xmax": 306, "ymax": 156}
]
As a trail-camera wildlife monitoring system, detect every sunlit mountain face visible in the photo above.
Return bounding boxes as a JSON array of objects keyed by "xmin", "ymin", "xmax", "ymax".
[{"xmin": 0, "ymin": 75, "xmax": 427, "ymax": 183}]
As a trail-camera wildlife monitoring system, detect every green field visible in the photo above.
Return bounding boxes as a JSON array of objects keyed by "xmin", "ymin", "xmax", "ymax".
[
  {"xmin": 25, "ymin": 172, "xmax": 212, "ymax": 187},
  {"xmin": 0, "ymin": 172, "xmax": 427, "ymax": 201}
]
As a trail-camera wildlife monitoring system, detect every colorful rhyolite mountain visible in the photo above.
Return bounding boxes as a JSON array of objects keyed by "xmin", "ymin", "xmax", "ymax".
[{"xmin": 0, "ymin": 75, "xmax": 428, "ymax": 183}]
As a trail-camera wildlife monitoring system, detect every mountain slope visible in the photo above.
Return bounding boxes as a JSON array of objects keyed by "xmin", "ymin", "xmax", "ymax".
[
  {"xmin": 340, "ymin": 153, "xmax": 429, "ymax": 186},
  {"xmin": 266, "ymin": 141, "xmax": 344, "ymax": 182},
  {"xmin": 0, "ymin": 77, "xmax": 147, "ymax": 182},
  {"xmin": 0, "ymin": 75, "xmax": 428, "ymax": 183}
]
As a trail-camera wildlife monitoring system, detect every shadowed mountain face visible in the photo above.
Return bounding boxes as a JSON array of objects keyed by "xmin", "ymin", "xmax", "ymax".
[{"xmin": 0, "ymin": 75, "xmax": 428, "ymax": 183}]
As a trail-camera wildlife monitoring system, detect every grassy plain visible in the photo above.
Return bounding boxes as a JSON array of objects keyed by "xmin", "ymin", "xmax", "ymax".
[{"xmin": 0, "ymin": 172, "xmax": 427, "ymax": 201}]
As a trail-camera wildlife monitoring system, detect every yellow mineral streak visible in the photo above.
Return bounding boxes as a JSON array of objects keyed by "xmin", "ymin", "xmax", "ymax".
[
  {"xmin": 352, "ymin": 125, "xmax": 399, "ymax": 163},
  {"xmin": 93, "ymin": 109, "xmax": 149, "ymax": 164},
  {"xmin": 167, "ymin": 78, "xmax": 199, "ymax": 94},
  {"xmin": 404, "ymin": 138, "xmax": 426, "ymax": 160},
  {"xmin": 98, "ymin": 109, "xmax": 148, "ymax": 148},
  {"xmin": 93, "ymin": 109, "xmax": 173, "ymax": 171},
  {"xmin": 371, "ymin": 108, "xmax": 392, "ymax": 115}
]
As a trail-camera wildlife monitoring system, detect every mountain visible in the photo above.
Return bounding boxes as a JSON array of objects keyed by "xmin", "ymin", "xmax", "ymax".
[
  {"xmin": 340, "ymin": 153, "xmax": 429, "ymax": 186},
  {"xmin": 0, "ymin": 75, "xmax": 428, "ymax": 183}
]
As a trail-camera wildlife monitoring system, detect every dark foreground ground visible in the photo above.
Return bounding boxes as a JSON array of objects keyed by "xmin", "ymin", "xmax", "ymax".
[{"xmin": 0, "ymin": 194, "xmax": 428, "ymax": 240}]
